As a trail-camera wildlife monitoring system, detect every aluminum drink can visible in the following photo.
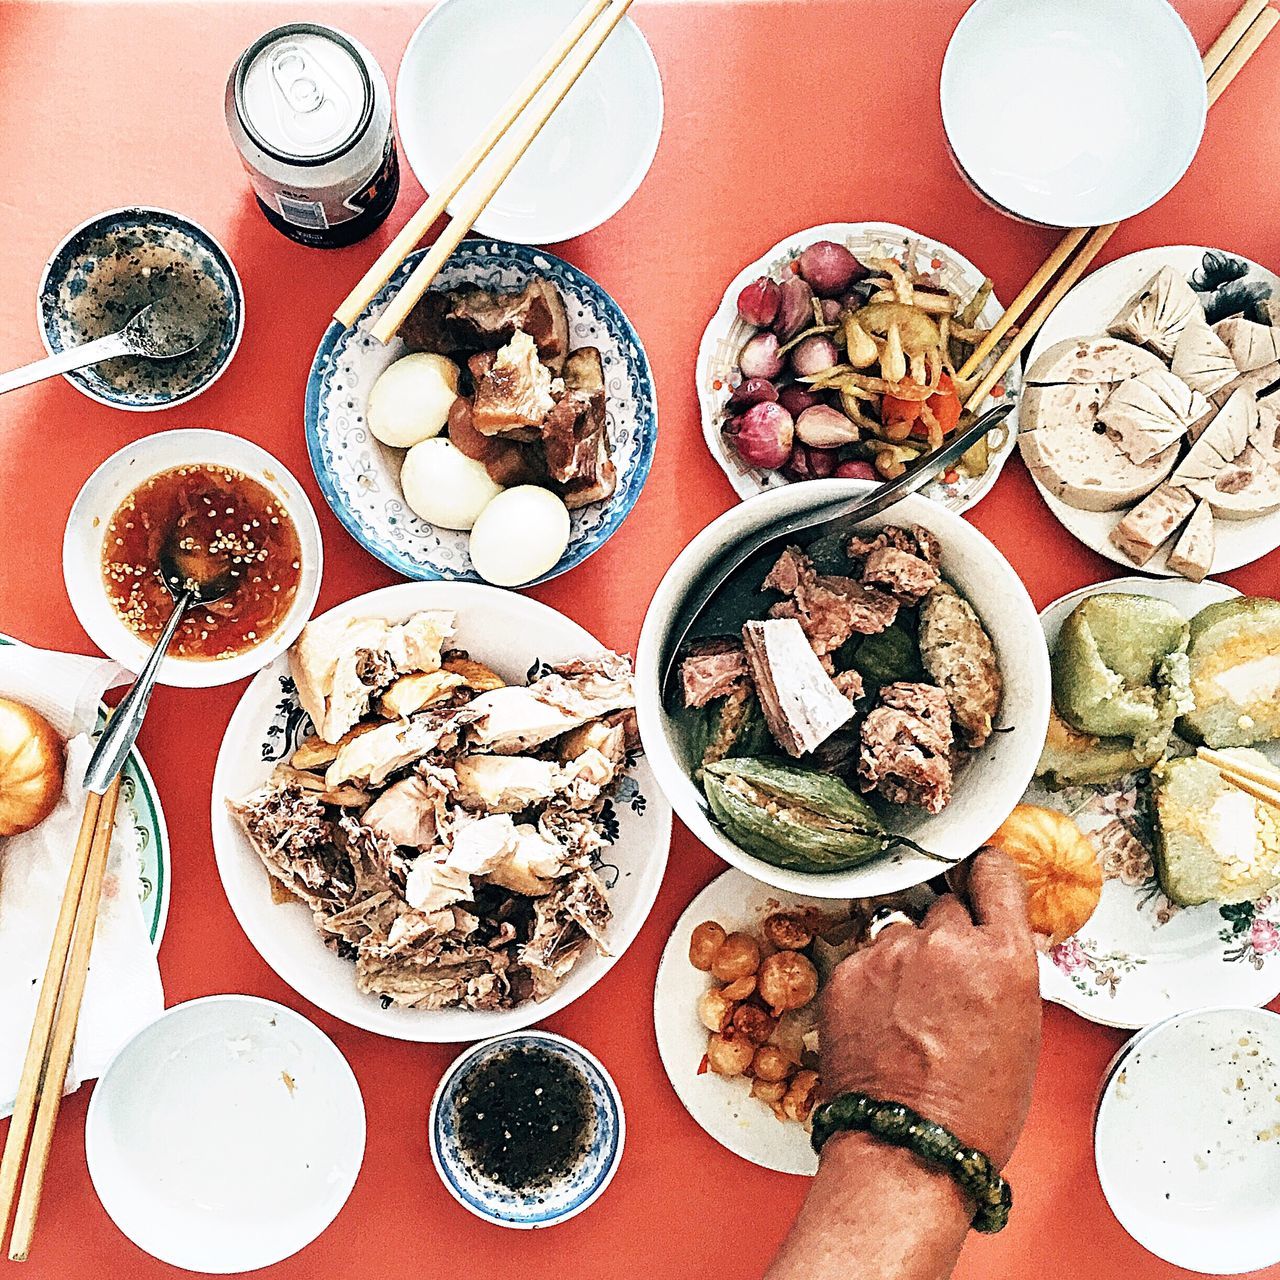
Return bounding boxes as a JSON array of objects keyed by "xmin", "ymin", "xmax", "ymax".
[{"xmin": 226, "ymin": 23, "xmax": 400, "ymax": 248}]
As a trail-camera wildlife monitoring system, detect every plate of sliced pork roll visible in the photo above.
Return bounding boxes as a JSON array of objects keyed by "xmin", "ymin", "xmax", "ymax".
[
  {"xmin": 209, "ymin": 581, "xmax": 670, "ymax": 1042},
  {"xmin": 1021, "ymin": 247, "xmax": 1280, "ymax": 579}
]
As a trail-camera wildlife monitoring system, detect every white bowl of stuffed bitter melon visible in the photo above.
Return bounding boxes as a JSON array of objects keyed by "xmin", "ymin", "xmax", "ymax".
[{"xmin": 635, "ymin": 481, "xmax": 1051, "ymax": 898}]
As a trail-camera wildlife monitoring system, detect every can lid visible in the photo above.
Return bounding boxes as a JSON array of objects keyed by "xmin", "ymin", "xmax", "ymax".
[{"xmin": 235, "ymin": 24, "xmax": 372, "ymax": 164}]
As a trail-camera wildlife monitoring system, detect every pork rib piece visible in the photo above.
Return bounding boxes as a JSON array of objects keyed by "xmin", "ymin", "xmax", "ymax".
[
  {"xmin": 764, "ymin": 546, "xmax": 899, "ymax": 658},
  {"xmin": 401, "ymin": 279, "xmax": 570, "ymax": 372},
  {"xmin": 740, "ymin": 618, "xmax": 856, "ymax": 758},
  {"xmin": 857, "ymin": 682, "xmax": 954, "ymax": 814}
]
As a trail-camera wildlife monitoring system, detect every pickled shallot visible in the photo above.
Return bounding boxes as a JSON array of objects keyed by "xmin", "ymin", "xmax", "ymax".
[{"xmin": 720, "ymin": 238, "xmax": 1007, "ymax": 486}]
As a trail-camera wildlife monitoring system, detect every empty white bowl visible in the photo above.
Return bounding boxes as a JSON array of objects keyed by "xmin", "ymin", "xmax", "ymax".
[
  {"xmin": 941, "ymin": 0, "xmax": 1206, "ymax": 227},
  {"xmin": 63, "ymin": 429, "xmax": 322, "ymax": 688},
  {"xmin": 396, "ymin": 0, "xmax": 664, "ymax": 244},
  {"xmin": 1095, "ymin": 1006, "xmax": 1280, "ymax": 1275},
  {"xmin": 86, "ymin": 996, "xmax": 365, "ymax": 1273},
  {"xmin": 635, "ymin": 481, "xmax": 1051, "ymax": 899}
]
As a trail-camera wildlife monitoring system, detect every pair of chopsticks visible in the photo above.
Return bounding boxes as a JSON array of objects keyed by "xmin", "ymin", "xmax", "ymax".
[
  {"xmin": 336, "ymin": 0, "xmax": 635, "ymax": 345},
  {"xmin": 0, "ymin": 773, "xmax": 123, "ymax": 1262},
  {"xmin": 957, "ymin": 0, "xmax": 1279, "ymax": 415},
  {"xmin": 1200, "ymin": 746, "xmax": 1280, "ymax": 811}
]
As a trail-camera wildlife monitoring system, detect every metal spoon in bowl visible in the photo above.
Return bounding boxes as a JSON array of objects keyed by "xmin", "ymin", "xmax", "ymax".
[
  {"xmin": 82, "ymin": 531, "xmax": 236, "ymax": 794},
  {"xmin": 659, "ymin": 401, "xmax": 1015, "ymax": 694},
  {"xmin": 0, "ymin": 300, "xmax": 206, "ymax": 397}
]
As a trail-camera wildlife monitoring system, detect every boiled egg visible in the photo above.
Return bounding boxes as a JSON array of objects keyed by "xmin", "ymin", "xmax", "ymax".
[
  {"xmin": 367, "ymin": 353, "xmax": 459, "ymax": 448},
  {"xmin": 469, "ymin": 486, "xmax": 570, "ymax": 587},
  {"xmin": 400, "ymin": 438, "xmax": 503, "ymax": 530}
]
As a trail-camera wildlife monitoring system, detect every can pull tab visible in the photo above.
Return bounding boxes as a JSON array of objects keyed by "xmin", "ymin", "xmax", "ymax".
[{"xmin": 271, "ymin": 45, "xmax": 325, "ymax": 113}]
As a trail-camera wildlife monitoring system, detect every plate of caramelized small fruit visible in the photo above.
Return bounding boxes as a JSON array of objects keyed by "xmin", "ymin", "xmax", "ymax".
[{"xmin": 654, "ymin": 868, "xmax": 932, "ymax": 1175}]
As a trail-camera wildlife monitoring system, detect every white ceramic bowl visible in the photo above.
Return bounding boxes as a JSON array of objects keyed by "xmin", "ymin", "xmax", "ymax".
[
  {"xmin": 1095, "ymin": 1006, "xmax": 1280, "ymax": 1274},
  {"xmin": 635, "ymin": 482, "xmax": 1051, "ymax": 899},
  {"xmin": 941, "ymin": 0, "xmax": 1206, "ymax": 227},
  {"xmin": 86, "ymin": 995, "xmax": 365, "ymax": 1273},
  {"xmin": 210, "ymin": 580, "xmax": 672, "ymax": 1042},
  {"xmin": 396, "ymin": 0, "xmax": 663, "ymax": 244},
  {"xmin": 63, "ymin": 429, "xmax": 322, "ymax": 689},
  {"xmin": 429, "ymin": 1031, "xmax": 625, "ymax": 1228}
]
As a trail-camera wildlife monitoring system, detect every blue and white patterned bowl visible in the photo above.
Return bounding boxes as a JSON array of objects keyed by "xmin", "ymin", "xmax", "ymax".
[
  {"xmin": 38, "ymin": 206, "xmax": 243, "ymax": 411},
  {"xmin": 429, "ymin": 1031, "xmax": 625, "ymax": 1229},
  {"xmin": 306, "ymin": 240, "xmax": 657, "ymax": 585}
]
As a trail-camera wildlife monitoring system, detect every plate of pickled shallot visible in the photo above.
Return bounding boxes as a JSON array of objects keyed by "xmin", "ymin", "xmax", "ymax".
[
  {"xmin": 653, "ymin": 868, "xmax": 931, "ymax": 1175},
  {"xmin": 696, "ymin": 222, "xmax": 1021, "ymax": 509}
]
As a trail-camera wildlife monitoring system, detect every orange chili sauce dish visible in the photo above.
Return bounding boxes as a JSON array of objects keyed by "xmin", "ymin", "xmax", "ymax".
[{"xmin": 100, "ymin": 464, "xmax": 302, "ymax": 660}]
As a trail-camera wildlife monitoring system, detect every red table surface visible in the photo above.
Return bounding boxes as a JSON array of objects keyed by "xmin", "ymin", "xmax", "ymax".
[{"xmin": 1, "ymin": 1, "xmax": 1278, "ymax": 1276}]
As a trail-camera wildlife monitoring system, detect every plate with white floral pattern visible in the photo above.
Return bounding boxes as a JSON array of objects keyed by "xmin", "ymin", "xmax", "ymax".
[
  {"xmin": 0, "ymin": 635, "xmax": 168, "ymax": 946},
  {"xmin": 1028, "ymin": 577, "xmax": 1280, "ymax": 1031},
  {"xmin": 208, "ymin": 581, "xmax": 671, "ymax": 1043},
  {"xmin": 305, "ymin": 240, "xmax": 656, "ymax": 585},
  {"xmin": 696, "ymin": 221, "xmax": 1020, "ymax": 509}
]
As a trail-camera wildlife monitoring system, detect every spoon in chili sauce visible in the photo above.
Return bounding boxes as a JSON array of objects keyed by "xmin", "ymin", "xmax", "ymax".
[
  {"xmin": 82, "ymin": 526, "xmax": 236, "ymax": 793},
  {"xmin": 0, "ymin": 300, "xmax": 206, "ymax": 397}
]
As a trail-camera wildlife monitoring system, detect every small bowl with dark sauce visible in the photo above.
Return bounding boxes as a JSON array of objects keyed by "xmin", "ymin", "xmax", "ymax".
[
  {"xmin": 429, "ymin": 1032, "xmax": 624, "ymax": 1229},
  {"xmin": 63, "ymin": 429, "xmax": 322, "ymax": 688},
  {"xmin": 39, "ymin": 206, "xmax": 243, "ymax": 410}
]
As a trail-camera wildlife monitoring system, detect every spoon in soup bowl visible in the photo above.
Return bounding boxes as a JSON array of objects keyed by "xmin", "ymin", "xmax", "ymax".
[
  {"xmin": 82, "ymin": 524, "xmax": 236, "ymax": 793},
  {"xmin": 0, "ymin": 300, "xmax": 206, "ymax": 397}
]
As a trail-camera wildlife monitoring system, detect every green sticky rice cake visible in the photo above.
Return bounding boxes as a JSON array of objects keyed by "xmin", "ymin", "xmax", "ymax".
[
  {"xmin": 1152, "ymin": 751, "xmax": 1280, "ymax": 906},
  {"xmin": 1035, "ymin": 707, "xmax": 1145, "ymax": 788},
  {"xmin": 1178, "ymin": 597, "xmax": 1280, "ymax": 748},
  {"xmin": 1051, "ymin": 593, "xmax": 1191, "ymax": 762}
]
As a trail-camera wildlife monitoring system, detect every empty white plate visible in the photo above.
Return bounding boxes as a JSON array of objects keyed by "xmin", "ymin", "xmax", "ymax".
[
  {"xmin": 941, "ymin": 0, "xmax": 1206, "ymax": 227},
  {"xmin": 396, "ymin": 0, "xmax": 664, "ymax": 244},
  {"xmin": 86, "ymin": 996, "xmax": 365, "ymax": 1273},
  {"xmin": 1095, "ymin": 1006, "xmax": 1280, "ymax": 1274}
]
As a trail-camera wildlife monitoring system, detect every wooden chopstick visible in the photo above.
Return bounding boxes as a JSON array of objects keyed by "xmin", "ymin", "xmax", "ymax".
[
  {"xmin": 0, "ymin": 790, "xmax": 103, "ymax": 1242},
  {"xmin": 370, "ymin": 0, "xmax": 636, "ymax": 345},
  {"xmin": 1, "ymin": 774, "xmax": 121, "ymax": 1262},
  {"xmin": 1209, "ymin": 4, "xmax": 1279, "ymax": 105},
  {"xmin": 963, "ymin": 223, "xmax": 1118, "ymax": 411},
  {"xmin": 960, "ymin": 0, "xmax": 1276, "ymax": 413},
  {"xmin": 334, "ymin": 0, "xmax": 614, "ymax": 328},
  {"xmin": 955, "ymin": 227, "xmax": 1089, "ymax": 381},
  {"xmin": 1204, "ymin": 0, "xmax": 1270, "ymax": 76},
  {"xmin": 1199, "ymin": 746, "xmax": 1280, "ymax": 811}
]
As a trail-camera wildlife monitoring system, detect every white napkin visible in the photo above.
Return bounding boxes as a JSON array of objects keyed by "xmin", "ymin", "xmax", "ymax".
[{"xmin": 0, "ymin": 645, "xmax": 165, "ymax": 1117}]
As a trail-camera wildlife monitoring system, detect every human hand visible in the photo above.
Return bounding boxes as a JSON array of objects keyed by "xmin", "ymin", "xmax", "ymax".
[{"xmin": 818, "ymin": 849, "xmax": 1041, "ymax": 1167}]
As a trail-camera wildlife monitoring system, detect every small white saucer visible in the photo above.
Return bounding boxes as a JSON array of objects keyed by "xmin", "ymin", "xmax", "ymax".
[
  {"xmin": 396, "ymin": 0, "xmax": 663, "ymax": 244},
  {"xmin": 1095, "ymin": 1006, "xmax": 1280, "ymax": 1275},
  {"xmin": 86, "ymin": 995, "xmax": 365, "ymax": 1273}
]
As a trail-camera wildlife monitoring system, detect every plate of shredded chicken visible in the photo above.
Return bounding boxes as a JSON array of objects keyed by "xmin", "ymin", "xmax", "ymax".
[{"xmin": 210, "ymin": 582, "xmax": 671, "ymax": 1042}]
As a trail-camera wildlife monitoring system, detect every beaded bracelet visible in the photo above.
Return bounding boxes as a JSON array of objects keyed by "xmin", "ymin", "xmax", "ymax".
[{"xmin": 809, "ymin": 1092, "xmax": 1012, "ymax": 1234}]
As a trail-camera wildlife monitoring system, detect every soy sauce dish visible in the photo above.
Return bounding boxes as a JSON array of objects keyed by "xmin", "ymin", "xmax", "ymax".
[
  {"xmin": 63, "ymin": 429, "xmax": 322, "ymax": 688},
  {"xmin": 430, "ymin": 1032, "xmax": 624, "ymax": 1229},
  {"xmin": 39, "ymin": 206, "xmax": 243, "ymax": 410}
]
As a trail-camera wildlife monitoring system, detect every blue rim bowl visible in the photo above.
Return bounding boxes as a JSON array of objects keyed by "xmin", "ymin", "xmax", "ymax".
[
  {"xmin": 305, "ymin": 239, "xmax": 657, "ymax": 586},
  {"xmin": 428, "ymin": 1031, "xmax": 625, "ymax": 1229},
  {"xmin": 37, "ymin": 205, "xmax": 244, "ymax": 411}
]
